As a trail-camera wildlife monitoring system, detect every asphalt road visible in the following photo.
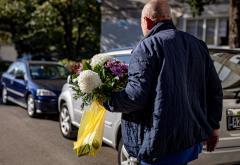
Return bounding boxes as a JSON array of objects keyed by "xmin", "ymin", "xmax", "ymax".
[{"xmin": 0, "ymin": 104, "xmax": 118, "ymax": 165}]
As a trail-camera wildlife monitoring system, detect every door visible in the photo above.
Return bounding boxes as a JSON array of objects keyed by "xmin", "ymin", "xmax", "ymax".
[
  {"xmin": 12, "ymin": 63, "xmax": 28, "ymax": 106},
  {"xmin": 69, "ymin": 84, "xmax": 85, "ymax": 126},
  {"xmin": 3, "ymin": 63, "xmax": 18, "ymax": 99}
]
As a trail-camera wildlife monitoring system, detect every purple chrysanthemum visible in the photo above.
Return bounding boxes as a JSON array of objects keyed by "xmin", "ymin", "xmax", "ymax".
[{"xmin": 105, "ymin": 59, "xmax": 128, "ymax": 77}]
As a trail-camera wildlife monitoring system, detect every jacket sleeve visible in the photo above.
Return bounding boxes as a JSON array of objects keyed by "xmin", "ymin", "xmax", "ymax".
[
  {"xmin": 104, "ymin": 43, "xmax": 160, "ymax": 113},
  {"xmin": 206, "ymin": 54, "xmax": 223, "ymax": 130}
]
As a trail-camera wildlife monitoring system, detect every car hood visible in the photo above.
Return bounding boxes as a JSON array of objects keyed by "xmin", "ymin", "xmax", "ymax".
[{"xmin": 32, "ymin": 79, "xmax": 66, "ymax": 94}]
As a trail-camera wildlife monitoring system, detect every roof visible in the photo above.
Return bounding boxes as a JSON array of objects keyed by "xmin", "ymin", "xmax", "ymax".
[
  {"xmin": 98, "ymin": 46, "xmax": 240, "ymax": 57},
  {"xmin": 98, "ymin": 49, "xmax": 132, "ymax": 56},
  {"xmin": 18, "ymin": 60, "xmax": 61, "ymax": 65}
]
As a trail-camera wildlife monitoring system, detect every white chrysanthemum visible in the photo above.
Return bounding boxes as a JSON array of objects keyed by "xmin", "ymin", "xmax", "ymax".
[
  {"xmin": 77, "ymin": 70, "xmax": 102, "ymax": 93},
  {"xmin": 90, "ymin": 54, "xmax": 112, "ymax": 68}
]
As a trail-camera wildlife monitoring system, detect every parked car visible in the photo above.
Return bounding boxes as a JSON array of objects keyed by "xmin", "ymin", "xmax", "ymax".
[
  {"xmin": 1, "ymin": 61, "xmax": 69, "ymax": 117},
  {"xmin": 0, "ymin": 60, "xmax": 12, "ymax": 92},
  {"xmin": 58, "ymin": 48, "xmax": 240, "ymax": 165},
  {"xmin": 17, "ymin": 54, "xmax": 57, "ymax": 61}
]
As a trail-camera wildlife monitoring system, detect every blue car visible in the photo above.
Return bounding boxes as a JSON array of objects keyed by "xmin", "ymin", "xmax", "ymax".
[
  {"xmin": 1, "ymin": 61, "xmax": 69, "ymax": 117},
  {"xmin": 0, "ymin": 60, "xmax": 12, "ymax": 92}
]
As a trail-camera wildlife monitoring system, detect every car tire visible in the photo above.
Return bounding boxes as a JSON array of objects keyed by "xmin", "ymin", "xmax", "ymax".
[
  {"xmin": 118, "ymin": 138, "xmax": 136, "ymax": 165},
  {"xmin": 59, "ymin": 103, "xmax": 77, "ymax": 139},
  {"xmin": 1, "ymin": 87, "xmax": 9, "ymax": 104},
  {"xmin": 27, "ymin": 94, "xmax": 37, "ymax": 118}
]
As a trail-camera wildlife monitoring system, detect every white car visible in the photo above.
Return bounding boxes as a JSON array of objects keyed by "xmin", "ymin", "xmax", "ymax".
[{"xmin": 58, "ymin": 48, "xmax": 240, "ymax": 165}]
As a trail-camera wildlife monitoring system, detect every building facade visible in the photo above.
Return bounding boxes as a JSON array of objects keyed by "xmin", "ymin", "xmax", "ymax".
[
  {"xmin": 177, "ymin": 1, "xmax": 229, "ymax": 47},
  {"xmin": 100, "ymin": 0, "xmax": 230, "ymax": 51}
]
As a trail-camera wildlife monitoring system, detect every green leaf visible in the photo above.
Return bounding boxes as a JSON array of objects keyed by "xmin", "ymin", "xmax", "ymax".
[{"xmin": 82, "ymin": 60, "xmax": 91, "ymax": 70}]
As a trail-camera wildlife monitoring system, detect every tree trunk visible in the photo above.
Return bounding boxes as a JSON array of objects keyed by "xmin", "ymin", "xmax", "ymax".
[{"xmin": 229, "ymin": 0, "xmax": 240, "ymax": 48}]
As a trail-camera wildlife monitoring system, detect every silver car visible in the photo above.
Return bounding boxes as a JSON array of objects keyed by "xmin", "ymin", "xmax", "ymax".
[{"xmin": 58, "ymin": 48, "xmax": 240, "ymax": 165}]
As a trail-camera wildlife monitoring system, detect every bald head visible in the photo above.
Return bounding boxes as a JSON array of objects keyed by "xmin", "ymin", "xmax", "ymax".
[
  {"xmin": 141, "ymin": 0, "xmax": 172, "ymax": 36},
  {"xmin": 142, "ymin": 0, "xmax": 171, "ymax": 21}
]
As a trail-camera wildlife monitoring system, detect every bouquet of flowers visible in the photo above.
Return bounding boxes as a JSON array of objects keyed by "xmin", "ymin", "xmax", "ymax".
[
  {"xmin": 72, "ymin": 54, "xmax": 128, "ymax": 157},
  {"xmin": 71, "ymin": 54, "xmax": 128, "ymax": 105}
]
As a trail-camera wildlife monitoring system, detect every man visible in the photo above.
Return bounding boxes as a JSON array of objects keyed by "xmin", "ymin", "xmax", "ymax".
[{"xmin": 104, "ymin": 0, "xmax": 223, "ymax": 164}]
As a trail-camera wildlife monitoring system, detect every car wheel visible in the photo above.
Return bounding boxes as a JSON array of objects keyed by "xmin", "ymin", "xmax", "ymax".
[
  {"xmin": 1, "ymin": 87, "xmax": 8, "ymax": 104},
  {"xmin": 59, "ymin": 103, "xmax": 77, "ymax": 139},
  {"xmin": 118, "ymin": 138, "xmax": 135, "ymax": 165},
  {"xmin": 27, "ymin": 94, "xmax": 36, "ymax": 117}
]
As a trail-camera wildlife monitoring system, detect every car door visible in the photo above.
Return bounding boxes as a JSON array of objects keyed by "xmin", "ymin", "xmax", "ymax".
[
  {"xmin": 70, "ymin": 85, "xmax": 85, "ymax": 126},
  {"xmin": 2, "ymin": 63, "xmax": 18, "ymax": 99},
  {"xmin": 103, "ymin": 54, "xmax": 130, "ymax": 145},
  {"xmin": 12, "ymin": 62, "xmax": 28, "ymax": 106}
]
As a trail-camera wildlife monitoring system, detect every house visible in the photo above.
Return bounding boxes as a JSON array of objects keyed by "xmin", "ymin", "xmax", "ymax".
[{"xmin": 100, "ymin": 0, "xmax": 230, "ymax": 51}]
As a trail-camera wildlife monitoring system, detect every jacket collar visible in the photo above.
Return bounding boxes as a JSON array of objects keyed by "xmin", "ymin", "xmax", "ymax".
[{"xmin": 144, "ymin": 20, "xmax": 176, "ymax": 39}]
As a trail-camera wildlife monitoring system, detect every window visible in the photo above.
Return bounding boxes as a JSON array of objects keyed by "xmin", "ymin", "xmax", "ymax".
[
  {"xmin": 196, "ymin": 20, "xmax": 203, "ymax": 40},
  {"xmin": 185, "ymin": 17, "xmax": 228, "ymax": 46},
  {"xmin": 211, "ymin": 53, "xmax": 240, "ymax": 99},
  {"xmin": 29, "ymin": 64, "xmax": 69, "ymax": 80},
  {"xmin": 186, "ymin": 19, "xmax": 204, "ymax": 40},
  {"xmin": 115, "ymin": 55, "xmax": 130, "ymax": 64},
  {"xmin": 206, "ymin": 19, "xmax": 215, "ymax": 45},
  {"xmin": 15, "ymin": 63, "xmax": 26, "ymax": 79},
  {"xmin": 186, "ymin": 20, "xmax": 197, "ymax": 36},
  {"xmin": 7, "ymin": 63, "xmax": 17, "ymax": 75},
  {"xmin": 218, "ymin": 18, "xmax": 228, "ymax": 46}
]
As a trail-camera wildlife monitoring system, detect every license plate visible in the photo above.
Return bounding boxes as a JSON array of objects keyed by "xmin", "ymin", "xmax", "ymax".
[{"xmin": 227, "ymin": 116, "xmax": 240, "ymax": 130}]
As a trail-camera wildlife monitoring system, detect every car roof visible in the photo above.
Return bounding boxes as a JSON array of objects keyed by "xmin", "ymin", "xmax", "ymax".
[
  {"xmin": 17, "ymin": 60, "xmax": 61, "ymax": 65},
  {"xmin": 98, "ymin": 47, "xmax": 240, "ymax": 57},
  {"xmin": 98, "ymin": 49, "xmax": 132, "ymax": 57}
]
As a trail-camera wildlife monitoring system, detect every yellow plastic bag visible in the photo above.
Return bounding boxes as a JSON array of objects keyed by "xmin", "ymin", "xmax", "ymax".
[{"xmin": 73, "ymin": 100, "xmax": 106, "ymax": 157}]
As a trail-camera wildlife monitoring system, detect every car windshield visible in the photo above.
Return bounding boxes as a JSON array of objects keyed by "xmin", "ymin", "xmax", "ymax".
[
  {"xmin": 115, "ymin": 55, "xmax": 130, "ymax": 64},
  {"xmin": 30, "ymin": 64, "xmax": 69, "ymax": 80}
]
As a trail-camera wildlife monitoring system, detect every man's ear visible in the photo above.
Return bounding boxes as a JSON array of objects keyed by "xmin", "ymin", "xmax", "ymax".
[{"xmin": 144, "ymin": 17, "xmax": 155, "ymax": 30}]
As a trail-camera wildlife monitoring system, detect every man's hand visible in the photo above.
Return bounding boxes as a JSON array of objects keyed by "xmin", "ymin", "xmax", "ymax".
[{"xmin": 204, "ymin": 129, "xmax": 220, "ymax": 152}]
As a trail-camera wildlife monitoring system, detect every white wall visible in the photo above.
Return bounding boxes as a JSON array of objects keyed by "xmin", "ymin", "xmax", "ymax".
[
  {"xmin": 0, "ymin": 45, "xmax": 17, "ymax": 61},
  {"xmin": 101, "ymin": 18, "xmax": 143, "ymax": 51}
]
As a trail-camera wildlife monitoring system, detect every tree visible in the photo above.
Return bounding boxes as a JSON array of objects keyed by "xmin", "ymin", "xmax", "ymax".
[
  {"xmin": 183, "ymin": 0, "xmax": 240, "ymax": 48},
  {"xmin": 0, "ymin": 0, "xmax": 101, "ymax": 60},
  {"xmin": 229, "ymin": 0, "xmax": 240, "ymax": 48},
  {"xmin": 0, "ymin": 0, "xmax": 36, "ymax": 54}
]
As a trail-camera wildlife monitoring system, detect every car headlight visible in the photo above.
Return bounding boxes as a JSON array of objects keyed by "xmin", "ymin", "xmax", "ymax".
[{"xmin": 37, "ymin": 89, "xmax": 56, "ymax": 96}]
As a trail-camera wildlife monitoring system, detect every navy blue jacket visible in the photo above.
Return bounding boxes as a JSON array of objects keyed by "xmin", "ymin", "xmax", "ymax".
[{"xmin": 106, "ymin": 20, "xmax": 223, "ymax": 163}]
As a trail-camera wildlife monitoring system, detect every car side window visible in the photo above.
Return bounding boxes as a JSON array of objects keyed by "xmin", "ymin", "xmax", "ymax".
[
  {"xmin": 7, "ymin": 63, "xmax": 17, "ymax": 76},
  {"xmin": 15, "ymin": 63, "xmax": 26, "ymax": 79},
  {"xmin": 114, "ymin": 55, "xmax": 130, "ymax": 64},
  {"xmin": 212, "ymin": 53, "xmax": 240, "ymax": 99}
]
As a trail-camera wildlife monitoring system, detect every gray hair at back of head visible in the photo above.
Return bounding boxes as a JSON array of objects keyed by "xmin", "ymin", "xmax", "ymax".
[{"xmin": 142, "ymin": 0, "xmax": 171, "ymax": 22}]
